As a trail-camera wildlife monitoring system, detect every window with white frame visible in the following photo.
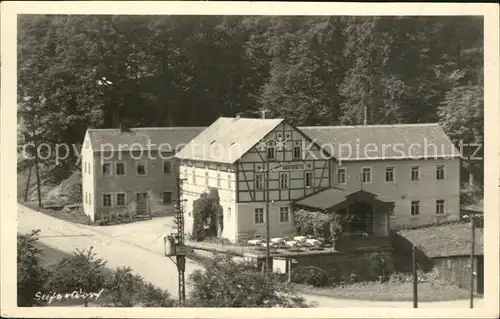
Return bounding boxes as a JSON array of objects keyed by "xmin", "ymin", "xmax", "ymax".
[
  {"xmin": 163, "ymin": 192, "xmax": 172, "ymax": 205},
  {"xmin": 411, "ymin": 166, "xmax": 420, "ymax": 181},
  {"xmin": 436, "ymin": 199, "xmax": 445, "ymax": 214},
  {"xmin": 436, "ymin": 164, "xmax": 445, "ymax": 180},
  {"xmin": 385, "ymin": 167, "xmax": 394, "ymax": 182},
  {"xmin": 102, "ymin": 162, "xmax": 111, "ymax": 176},
  {"xmin": 254, "ymin": 208, "xmax": 264, "ymax": 224},
  {"xmin": 362, "ymin": 167, "xmax": 371, "ymax": 183},
  {"xmin": 163, "ymin": 161, "xmax": 171, "ymax": 175},
  {"xmin": 116, "ymin": 193, "xmax": 126, "ymax": 207},
  {"xmin": 136, "ymin": 161, "xmax": 146, "ymax": 175},
  {"xmin": 337, "ymin": 167, "xmax": 346, "ymax": 184},
  {"xmin": 305, "ymin": 171, "xmax": 313, "ymax": 188},
  {"xmin": 280, "ymin": 207, "xmax": 290, "ymax": 222},
  {"xmin": 116, "ymin": 162, "xmax": 125, "ymax": 176},
  {"xmin": 411, "ymin": 200, "xmax": 420, "ymax": 215},
  {"xmin": 293, "ymin": 145, "xmax": 302, "ymax": 160},
  {"xmin": 102, "ymin": 194, "xmax": 112, "ymax": 207},
  {"xmin": 255, "ymin": 173, "xmax": 263, "ymax": 190},
  {"xmin": 279, "ymin": 172, "xmax": 289, "ymax": 189}
]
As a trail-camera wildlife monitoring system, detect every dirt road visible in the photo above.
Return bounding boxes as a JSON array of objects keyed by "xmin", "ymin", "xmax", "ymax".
[{"xmin": 17, "ymin": 204, "xmax": 484, "ymax": 308}]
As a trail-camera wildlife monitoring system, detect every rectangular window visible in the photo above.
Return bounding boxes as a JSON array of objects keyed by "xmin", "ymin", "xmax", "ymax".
[
  {"xmin": 436, "ymin": 165, "xmax": 445, "ymax": 180},
  {"xmin": 293, "ymin": 145, "xmax": 302, "ymax": 160},
  {"xmin": 436, "ymin": 199, "xmax": 445, "ymax": 214},
  {"xmin": 136, "ymin": 162, "xmax": 146, "ymax": 176},
  {"xmin": 362, "ymin": 167, "xmax": 371, "ymax": 183},
  {"xmin": 267, "ymin": 146, "xmax": 275, "ymax": 160},
  {"xmin": 205, "ymin": 171, "xmax": 209, "ymax": 186},
  {"xmin": 337, "ymin": 168, "xmax": 346, "ymax": 184},
  {"xmin": 255, "ymin": 174, "xmax": 263, "ymax": 190},
  {"xmin": 385, "ymin": 167, "xmax": 394, "ymax": 182},
  {"xmin": 227, "ymin": 174, "xmax": 232, "ymax": 189},
  {"xmin": 102, "ymin": 163, "xmax": 111, "ymax": 176},
  {"xmin": 183, "ymin": 168, "xmax": 188, "ymax": 179},
  {"xmin": 305, "ymin": 171, "xmax": 313, "ymax": 188},
  {"xmin": 192, "ymin": 170, "xmax": 196, "ymax": 184},
  {"xmin": 280, "ymin": 207, "xmax": 290, "ymax": 222},
  {"xmin": 116, "ymin": 193, "xmax": 126, "ymax": 207},
  {"xmin": 116, "ymin": 162, "xmax": 125, "ymax": 176},
  {"xmin": 163, "ymin": 161, "xmax": 171, "ymax": 175},
  {"xmin": 217, "ymin": 173, "xmax": 221, "ymax": 187},
  {"xmin": 254, "ymin": 208, "xmax": 264, "ymax": 224},
  {"xmin": 411, "ymin": 200, "xmax": 420, "ymax": 216},
  {"xmin": 163, "ymin": 192, "xmax": 172, "ymax": 205},
  {"xmin": 279, "ymin": 172, "xmax": 289, "ymax": 189},
  {"xmin": 411, "ymin": 166, "xmax": 420, "ymax": 181},
  {"xmin": 102, "ymin": 194, "xmax": 112, "ymax": 207}
]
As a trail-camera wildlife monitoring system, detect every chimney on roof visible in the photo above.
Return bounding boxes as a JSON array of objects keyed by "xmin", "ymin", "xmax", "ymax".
[{"xmin": 119, "ymin": 121, "xmax": 131, "ymax": 133}]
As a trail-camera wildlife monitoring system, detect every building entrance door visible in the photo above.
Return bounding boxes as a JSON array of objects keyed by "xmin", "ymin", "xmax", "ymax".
[
  {"xmin": 136, "ymin": 192, "xmax": 148, "ymax": 216},
  {"xmin": 348, "ymin": 201, "xmax": 373, "ymax": 234}
]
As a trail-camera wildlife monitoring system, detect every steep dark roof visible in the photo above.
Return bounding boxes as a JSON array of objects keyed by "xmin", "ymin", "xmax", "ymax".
[
  {"xmin": 397, "ymin": 222, "xmax": 483, "ymax": 258},
  {"xmin": 293, "ymin": 187, "xmax": 349, "ymax": 211},
  {"xmin": 299, "ymin": 123, "xmax": 460, "ymax": 161},
  {"xmin": 86, "ymin": 127, "xmax": 206, "ymax": 152}
]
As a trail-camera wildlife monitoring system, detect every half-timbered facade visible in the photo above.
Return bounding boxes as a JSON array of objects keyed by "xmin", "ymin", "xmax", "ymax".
[{"xmin": 175, "ymin": 117, "xmax": 332, "ymax": 242}]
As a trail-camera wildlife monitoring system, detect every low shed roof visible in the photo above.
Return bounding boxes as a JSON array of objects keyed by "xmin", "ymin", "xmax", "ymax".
[{"xmin": 397, "ymin": 222, "xmax": 483, "ymax": 258}]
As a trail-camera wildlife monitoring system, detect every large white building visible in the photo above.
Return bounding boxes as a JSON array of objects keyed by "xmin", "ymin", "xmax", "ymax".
[
  {"xmin": 81, "ymin": 116, "xmax": 461, "ymax": 243},
  {"xmin": 175, "ymin": 117, "xmax": 461, "ymax": 243}
]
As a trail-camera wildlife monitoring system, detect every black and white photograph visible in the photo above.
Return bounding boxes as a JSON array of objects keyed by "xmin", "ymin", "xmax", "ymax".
[{"xmin": 1, "ymin": 2, "xmax": 499, "ymax": 318}]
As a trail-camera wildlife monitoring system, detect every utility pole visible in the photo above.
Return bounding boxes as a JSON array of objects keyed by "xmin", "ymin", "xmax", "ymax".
[
  {"xmin": 264, "ymin": 142, "xmax": 271, "ymax": 273},
  {"xmin": 470, "ymin": 215, "xmax": 476, "ymax": 309},
  {"xmin": 173, "ymin": 177, "xmax": 186, "ymax": 306},
  {"xmin": 412, "ymin": 244, "xmax": 418, "ymax": 308},
  {"xmin": 260, "ymin": 108, "xmax": 269, "ymax": 119},
  {"xmin": 24, "ymin": 163, "xmax": 32, "ymax": 202},
  {"xmin": 32, "ymin": 129, "xmax": 42, "ymax": 208},
  {"xmin": 363, "ymin": 105, "xmax": 367, "ymax": 126}
]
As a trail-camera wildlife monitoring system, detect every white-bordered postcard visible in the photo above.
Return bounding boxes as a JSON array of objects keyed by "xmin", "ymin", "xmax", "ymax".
[{"xmin": 1, "ymin": 2, "xmax": 499, "ymax": 318}]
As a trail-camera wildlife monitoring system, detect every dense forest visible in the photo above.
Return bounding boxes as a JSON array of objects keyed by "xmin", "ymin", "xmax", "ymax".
[{"xmin": 17, "ymin": 15, "xmax": 484, "ymax": 187}]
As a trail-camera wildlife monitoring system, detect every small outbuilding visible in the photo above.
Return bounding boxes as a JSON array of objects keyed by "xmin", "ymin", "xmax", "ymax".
[{"xmin": 398, "ymin": 222, "xmax": 484, "ymax": 295}]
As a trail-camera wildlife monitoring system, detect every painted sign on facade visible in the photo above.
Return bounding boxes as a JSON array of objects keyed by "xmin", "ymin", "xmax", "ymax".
[{"xmin": 271, "ymin": 162, "xmax": 306, "ymax": 171}]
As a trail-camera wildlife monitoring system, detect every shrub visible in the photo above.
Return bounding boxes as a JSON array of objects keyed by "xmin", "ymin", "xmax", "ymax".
[
  {"xmin": 290, "ymin": 266, "xmax": 330, "ymax": 287},
  {"xmin": 45, "ymin": 247, "xmax": 107, "ymax": 306},
  {"xmin": 104, "ymin": 266, "xmax": 174, "ymax": 307},
  {"xmin": 367, "ymin": 252, "xmax": 387, "ymax": 279},
  {"xmin": 17, "ymin": 230, "xmax": 49, "ymax": 306},
  {"xmin": 187, "ymin": 254, "xmax": 309, "ymax": 307},
  {"xmin": 293, "ymin": 209, "xmax": 348, "ymax": 239}
]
